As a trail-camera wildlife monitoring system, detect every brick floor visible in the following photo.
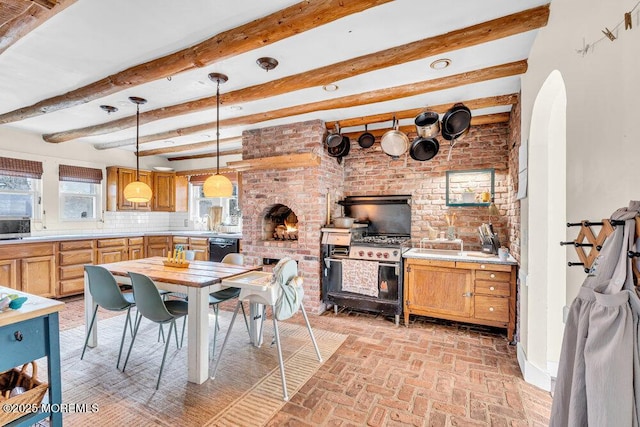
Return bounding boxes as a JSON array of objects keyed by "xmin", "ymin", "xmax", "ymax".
[{"xmin": 58, "ymin": 296, "xmax": 552, "ymax": 426}]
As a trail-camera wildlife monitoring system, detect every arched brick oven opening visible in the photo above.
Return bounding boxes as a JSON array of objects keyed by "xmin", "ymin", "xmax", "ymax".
[{"xmin": 263, "ymin": 203, "xmax": 299, "ymax": 241}]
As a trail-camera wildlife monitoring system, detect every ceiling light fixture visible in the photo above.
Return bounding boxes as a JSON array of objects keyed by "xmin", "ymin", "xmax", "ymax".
[
  {"xmin": 123, "ymin": 97, "xmax": 153, "ymax": 203},
  {"xmin": 256, "ymin": 57, "xmax": 278, "ymax": 71},
  {"xmin": 430, "ymin": 58, "xmax": 452, "ymax": 70},
  {"xmin": 203, "ymin": 73, "xmax": 233, "ymax": 198},
  {"xmin": 100, "ymin": 105, "xmax": 118, "ymax": 114},
  {"xmin": 323, "ymin": 83, "xmax": 339, "ymax": 92}
]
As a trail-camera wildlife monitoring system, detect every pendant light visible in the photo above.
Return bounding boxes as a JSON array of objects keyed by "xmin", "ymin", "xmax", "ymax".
[
  {"xmin": 123, "ymin": 96, "xmax": 153, "ymax": 203},
  {"xmin": 203, "ymin": 72, "xmax": 233, "ymax": 198}
]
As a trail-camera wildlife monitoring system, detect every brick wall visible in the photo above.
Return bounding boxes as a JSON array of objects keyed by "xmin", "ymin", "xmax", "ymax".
[
  {"xmin": 239, "ymin": 120, "xmax": 342, "ymax": 314},
  {"xmin": 507, "ymin": 94, "xmax": 522, "ymax": 262},
  {"xmin": 343, "ymin": 123, "xmax": 512, "ymax": 252}
]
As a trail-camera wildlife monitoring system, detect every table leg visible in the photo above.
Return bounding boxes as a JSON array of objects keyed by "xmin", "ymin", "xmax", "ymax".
[
  {"xmin": 187, "ymin": 286, "xmax": 210, "ymax": 384},
  {"xmin": 84, "ymin": 271, "xmax": 97, "ymax": 348},
  {"xmin": 47, "ymin": 312, "xmax": 62, "ymax": 426}
]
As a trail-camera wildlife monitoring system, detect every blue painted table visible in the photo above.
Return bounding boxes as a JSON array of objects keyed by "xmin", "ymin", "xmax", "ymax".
[{"xmin": 0, "ymin": 287, "xmax": 64, "ymax": 427}]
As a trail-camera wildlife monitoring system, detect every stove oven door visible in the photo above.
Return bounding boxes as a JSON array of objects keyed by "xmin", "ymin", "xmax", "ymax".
[{"xmin": 322, "ymin": 257, "xmax": 402, "ymax": 320}]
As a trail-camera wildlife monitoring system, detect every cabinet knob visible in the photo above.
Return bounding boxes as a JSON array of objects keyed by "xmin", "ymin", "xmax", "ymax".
[
  {"xmin": 462, "ymin": 292, "xmax": 473, "ymax": 297},
  {"xmin": 14, "ymin": 331, "xmax": 23, "ymax": 341},
  {"xmin": 490, "ymin": 274, "xmax": 495, "ymax": 278},
  {"xmin": 489, "ymin": 286, "xmax": 495, "ymax": 291},
  {"xmin": 480, "ymin": 264, "xmax": 486, "ymax": 269},
  {"xmin": 489, "ymin": 307, "xmax": 495, "ymax": 312}
]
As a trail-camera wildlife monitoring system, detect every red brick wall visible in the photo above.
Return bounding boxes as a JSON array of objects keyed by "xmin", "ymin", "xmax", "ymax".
[
  {"xmin": 343, "ymin": 124, "xmax": 512, "ymax": 252},
  {"xmin": 507, "ymin": 95, "xmax": 522, "ymax": 262},
  {"xmin": 240, "ymin": 120, "xmax": 342, "ymax": 314}
]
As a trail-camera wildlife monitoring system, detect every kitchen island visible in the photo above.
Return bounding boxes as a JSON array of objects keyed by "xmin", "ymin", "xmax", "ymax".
[{"xmin": 403, "ymin": 248, "xmax": 517, "ymax": 341}]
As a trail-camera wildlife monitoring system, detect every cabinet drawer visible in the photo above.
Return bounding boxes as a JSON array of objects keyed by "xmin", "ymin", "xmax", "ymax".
[
  {"xmin": 128, "ymin": 237, "xmax": 144, "ymax": 246},
  {"xmin": 475, "ymin": 280, "xmax": 510, "ymax": 297},
  {"xmin": 147, "ymin": 236, "xmax": 170, "ymax": 244},
  {"xmin": 97, "ymin": 238, "xmax": 128, "ymax": 248},
  {"xmin": 59, "ymin": 264, "xmax": 86, "ymax": 280},
  {"xmin": 173, "ymin": 236, "xmax": 189, "ymax": 245},
  {"xmin": 457, "ymin": 262, "xmax": 512, "ymax": 272},
  {"xmin": 59, "ymin": 240, "xmax": 94, "ymax": 251},
  {"xmin": 407, "ymin": 259, "xmax": 456, "ymax": 268},
  {"xmin": 59, "ymin": 277, "xmax": 86, "ymax": 296},
  {"xmin": 59, "ymin": 249, "xmax": 94, "ymax": 266},
  {"xmin": 476, "ymin": 270, "xmax": 511, "ymax": 282},
  {"xmin": 189, "ymin": 237, "xmax": 209, "ymax": 246},
  {"xmin": 0, "ymin": 317, "xmax": 47, "ymax": 368},
  {"xmin": 474, "ymin": 296, "xmax": 509, "ymax": 322}
]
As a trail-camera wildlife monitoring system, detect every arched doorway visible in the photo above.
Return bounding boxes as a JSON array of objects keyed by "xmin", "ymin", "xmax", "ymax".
[{"xmin": 519, "ymin": 70, "xmax": 567, "ymax": 390}]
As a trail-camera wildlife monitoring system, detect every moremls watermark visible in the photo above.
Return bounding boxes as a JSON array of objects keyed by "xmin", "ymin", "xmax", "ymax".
[{"xmin": 2, "ymin": 402, "xmax": 99, "ymax": 414}]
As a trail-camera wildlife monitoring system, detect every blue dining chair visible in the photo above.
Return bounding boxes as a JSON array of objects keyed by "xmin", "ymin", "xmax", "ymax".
[
  {"xmin": 81, "ymin": 265, "xmax": 136, "ymax": 370},
  {"xmin": 122, "ymin": 271, "xmax": 188, "ymax": 389}
]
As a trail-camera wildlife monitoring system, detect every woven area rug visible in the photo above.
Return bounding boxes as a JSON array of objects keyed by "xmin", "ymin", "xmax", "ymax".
[{"xmin": 46, "ymin": 310, "xmax": 346, "ymax": 426}]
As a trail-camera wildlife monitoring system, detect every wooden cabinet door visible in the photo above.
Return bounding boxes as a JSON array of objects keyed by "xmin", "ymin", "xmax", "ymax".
[
  {"xmin": 189, "ymin": 237, "xmax": 209, "ymax": 261},
  {"xmin": 109, "ymin": 167, "xmax": 153, "ymax": 211},
  {"xmin": 147, "ymin": 244, "xmax": 169, "ymax": 257},
  {"xmin": 129, "ymin": 245, "xmax": 144, "ymax": 260},
  {"xmin": 136, "ymin": 171, "xmax": 153, "ymax": 211},
  {"xmin": 21, "ymin": 255, "xmax": 56, "ymax": 297},
  {"xmin": 116, "ymin": 168, "xmax": 137, "ymax": 211},
  {"xmin": 152, "ymin": 172, "xmax": 175, "ymax": 211},
  {"xmin": 405, "ymin": 264, "xmax": 472, "ymax": 319},
  {"xmin": 97, "ymin": 247, "xmax": 127, "ymax": 264},
  {"xmin": 0, "ymin": 259, "xmax": 18, "ymax": 290}
]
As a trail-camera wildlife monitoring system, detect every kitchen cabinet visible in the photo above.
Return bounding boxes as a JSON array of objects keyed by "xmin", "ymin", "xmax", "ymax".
[
  {"xmin": 152, "ymin": 171, "xmax": 175, "ymax": 211},
  {"xmin": 58, "ymin": 239, "xmax": 95, "ymax": 297},
  {"xmin": 128, "ymin": 237, "xmax": 145, "ymax": 260},
  {"xmin": 106, "ymin": 166, "xmax": 152, "ymax": 211},
  {"xmin": 0, "ymin": 243, "xmax": 56, "ymax": 298},
  {"xmin": 145, "ymin": 235, "xmax": 172, "ymax": 258},
  {"xmin": 404, "ymin": 258, "xmax": 516, "ymax": 341},
  {"xmin": 173, "ymin": 236, "xmax": 210, "ymax": 261},
  {"xmin": 96, "ymin": 237, "xmax": 128, "ymax": 264}
]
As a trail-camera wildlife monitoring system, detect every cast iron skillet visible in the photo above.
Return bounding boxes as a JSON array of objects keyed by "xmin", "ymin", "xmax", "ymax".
[
  {"xmin": 441, "ymin": 103, "xmax": 471, "ymax": 139},
  {"xmin": 327, "ymin": 135, "xmax": 351, "ymax": 158},
  {"xmin": 358, "ymin": 125, "xmax": 375, "ymax": 148},
  {"xmin": 409, "ymin": 137, "xmax": 439, "ymax": 161}
]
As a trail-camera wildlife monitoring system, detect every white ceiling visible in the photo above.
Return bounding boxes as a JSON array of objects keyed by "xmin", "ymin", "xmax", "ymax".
[{"xmin": 0, "ymin": 0, "xmax": 550, "ymax": 159}]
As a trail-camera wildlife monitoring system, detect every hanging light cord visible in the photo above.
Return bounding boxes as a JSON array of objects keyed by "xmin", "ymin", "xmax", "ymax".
[
  {"xmin": 135, "ymin": 102, "xmax": 140, "ymax": 181},
  {"xmin": 216, "ymin": 79, "xmax": 221, "ymax": 175}
]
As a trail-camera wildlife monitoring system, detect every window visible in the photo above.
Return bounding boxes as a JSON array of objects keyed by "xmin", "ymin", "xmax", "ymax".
[
  {"xmin": 59, "ymin": 165, "xmax": 103, "ymax": 221},
  {"xmin": 0, "ymin": 156, "xmax": 43, "ymax": 219},
  {"xmin": 0, "ymin": 176, "xmax": 41, "ymax": 218},
  {"xmin": 189, "ymin": 183, "xmax": 240, "ymax": 224}
]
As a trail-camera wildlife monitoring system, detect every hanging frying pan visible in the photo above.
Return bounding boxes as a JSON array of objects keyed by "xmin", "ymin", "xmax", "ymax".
[
  {"xmin": 380, "ymin": 116, "xmax": 409, "ymax": 158},
  {"xmin": 358, "ymin": 124, "xmax": 375, "ymax": 148},
  {"xmin": 414, "ymin": 111, "xmax": 440, "ymax": 138},
  {"xmin": 441, "ymin": 103, "xmax": 471, "ymax": 139},
  {"xmin": 327, "ymin": 135, "xmax": 350, "ymax": 158},
  {"xmin": 326, "ymin": 123, "xmax": 343, "ymax": 148},
  {"xmin": 409, "ymin": 137, "xmax": 439, "ymax": 161}
]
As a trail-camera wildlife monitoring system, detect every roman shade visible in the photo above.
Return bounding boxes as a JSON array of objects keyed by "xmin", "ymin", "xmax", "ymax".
[
  {"xmin": 0, "ymin": 157, "xmax": 43, "ymax": 179},
  {"xmin": 59, "ymin": 165, "xmax": 103, "ymax": 184}
]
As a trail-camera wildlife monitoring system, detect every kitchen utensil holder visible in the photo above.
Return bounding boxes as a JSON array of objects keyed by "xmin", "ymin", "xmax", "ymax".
[{"xmin": 446, "ymin": 226, "xmax": 456, "ymax": 240}]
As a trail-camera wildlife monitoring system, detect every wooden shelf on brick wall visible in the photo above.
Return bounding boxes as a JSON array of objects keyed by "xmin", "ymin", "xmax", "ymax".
[{"xmin": 226, "ymin": 152, "xmax": 321, "ymax": 172}]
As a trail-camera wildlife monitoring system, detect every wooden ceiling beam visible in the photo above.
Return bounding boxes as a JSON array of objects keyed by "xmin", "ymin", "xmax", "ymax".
[
  {"xmin": 167, "ymin": 149, "xmax": 243, "ymax": 161},
  {"xmin": 0, "ymin": 0, "xmax": 391, "ymax": 124},
  {"xmin": 96, "ymin": 60, "xmax": 527, "ymax": 149},
  {"xmin": 326, "ymin": 94, "xmax": 518, "ymax": 130},
  {"xmin": 41, "ymin": 4, "xmax": 549, "ymax": 143},
  {"xmin": 176, "ymin": 167, "xmax": 236, "ymax": 177},
  {"xmin": 136, "ymin": 136, "xmax": 241, "ymax": 156},
  {"xmin": 0, "ymin": 0, "xmax": 75, "ymax": 56}
]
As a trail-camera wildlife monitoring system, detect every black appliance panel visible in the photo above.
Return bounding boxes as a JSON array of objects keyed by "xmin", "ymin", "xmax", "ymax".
[{"xmin": 209, "ymin": 237, "xmax": 239, "ymax": 262}]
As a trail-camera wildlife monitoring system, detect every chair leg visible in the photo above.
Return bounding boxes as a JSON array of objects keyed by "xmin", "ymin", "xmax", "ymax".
[
  {"xmin": 212, "ymin": 305, "xmax": 219, "ymax": 358},
  {"xmin": 271, "ymin": 310, "xmax": 288, "ymax": 401},
  {"xmin": 300, "ymin": 304, "xmax": 323, "ymax": 362},
  {"xmin": 211, "ymin": 300, "xmax": 241, "ymax": 379},
  {"xmin": 122, "ymin": 311, "xmax": 143, "ymax": 373},
  {"xmin": 156, "ymin": 320, "xmax": 175, "ymax": 390},
  {"xmin": 158, "ymin": 323, "xmax": 165, "ymax": 343},
  {"xmin": 179, "ymin": 315, "xmax": 187, "ymax": 349},
  {"xmin": 116, "ymin": 307, "xmax": 134, "ymax": 370},
  {"xmin": 81, "ymin": 305, "xmax": 99, "ymax": 360},
  {"xmin": 239, "ymin": 301, "xmax": 251, "ymax": 340}
]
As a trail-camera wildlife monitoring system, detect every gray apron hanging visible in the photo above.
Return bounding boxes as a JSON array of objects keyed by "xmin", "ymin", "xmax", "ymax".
[{"xmin": 550, "ymin": 201, "xmax": 640, "ymax": 427}]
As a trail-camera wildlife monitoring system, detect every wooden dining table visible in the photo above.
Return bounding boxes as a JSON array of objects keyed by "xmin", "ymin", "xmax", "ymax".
[{"xmin": 84, "ymin": 256, "xmax": 262, "ymax": 384}]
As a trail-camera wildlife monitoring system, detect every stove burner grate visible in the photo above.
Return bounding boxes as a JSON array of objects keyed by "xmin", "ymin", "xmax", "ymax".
[{"xmin": 351, "ymin": 235, "xmax": 411, "ymax": 246}]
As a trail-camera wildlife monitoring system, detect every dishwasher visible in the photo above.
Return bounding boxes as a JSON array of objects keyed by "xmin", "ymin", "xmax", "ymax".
[{"xmin": 208, "ymin": 237, "xmax": 239, "ymax": 262}]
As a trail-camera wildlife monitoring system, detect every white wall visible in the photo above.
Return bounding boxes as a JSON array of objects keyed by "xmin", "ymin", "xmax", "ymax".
[
  {"xmin": 0, "ymin": 125, "xmax": 190, "ymax": 234},
  {"xmin": 519, "ymin": 0, "xmax": 640, "ymax": 389}
]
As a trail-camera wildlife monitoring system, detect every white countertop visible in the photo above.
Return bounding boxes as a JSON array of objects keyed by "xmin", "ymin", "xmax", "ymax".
[
  {"xmin": 0, "ymin": 231, "xmax": 242, "ymax": 245},
  {"xmin": 403, "ymin": 247, "xmax": 517, "ymax": 265}
]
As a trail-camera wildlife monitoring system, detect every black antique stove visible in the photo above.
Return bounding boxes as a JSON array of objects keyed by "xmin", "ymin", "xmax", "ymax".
[{"xmin": 321, "ymin": 195, "xmax": 411, "ymax": 325}]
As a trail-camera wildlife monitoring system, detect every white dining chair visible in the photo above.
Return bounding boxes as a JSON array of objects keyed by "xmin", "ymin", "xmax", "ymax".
[{"xmin": 211, "ymin": 258, "xmax": 322, "ymax": 401}]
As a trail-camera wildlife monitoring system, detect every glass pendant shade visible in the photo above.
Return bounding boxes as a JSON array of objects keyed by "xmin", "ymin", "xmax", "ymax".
[
  {"xmin": 123, "ymin": 180, "xmax": 153, "ymax": 203},
  {"xmin": 203, "ymin": 174, "xmax": 233, "ymax": 198}
]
